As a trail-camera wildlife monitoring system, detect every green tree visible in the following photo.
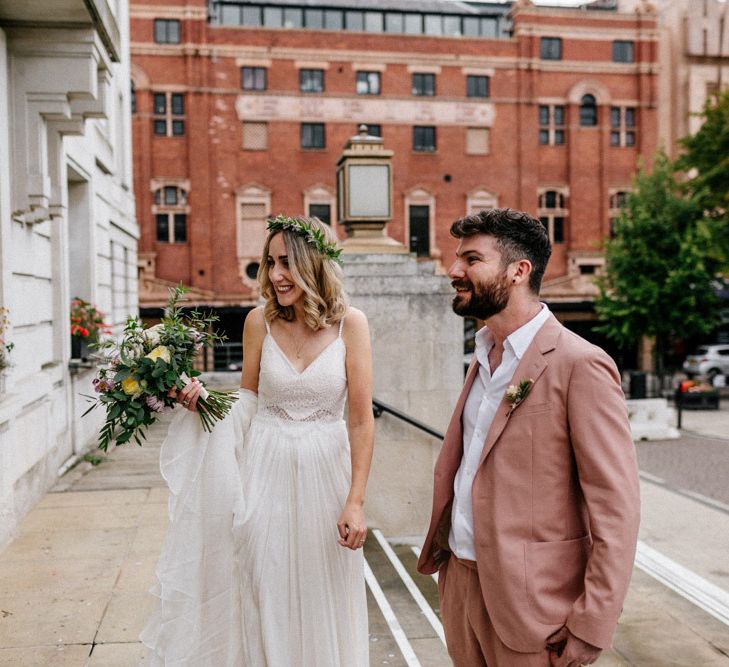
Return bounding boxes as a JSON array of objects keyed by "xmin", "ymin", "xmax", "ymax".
[
  {"xmin": 595, "ymin": 153, "xmax": 719, "ymax": 374},
  {"xmin": 677, "ymin": 88, "xmax": 729, "ymax": 268}
]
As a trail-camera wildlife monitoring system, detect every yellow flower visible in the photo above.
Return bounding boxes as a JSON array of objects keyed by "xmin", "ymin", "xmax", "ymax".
[
  {"xmin": 145, "ymin": 345, "xmax": 171, "ymax": 363},
  {"xmin": 121, "ymin": 377, "xmax": 141, "ymax": 396}
]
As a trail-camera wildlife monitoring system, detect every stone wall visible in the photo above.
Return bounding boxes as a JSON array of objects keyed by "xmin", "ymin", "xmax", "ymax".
[
  {"xmin": 0, "ymin": 1, "xmax": 137, "ymax": 549},
  {"xmin": 344, "ymin": 253, "xmax": 462, "ymax": 539}
]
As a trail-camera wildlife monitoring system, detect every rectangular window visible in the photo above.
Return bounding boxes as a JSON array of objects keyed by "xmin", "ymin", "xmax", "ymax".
[
  {"xmin": 404, "ymin": 13, "xmax": 422, "ymax": 34},
  {"xmin": 481, "ymin": 17, "xmax": 498, "ymax": 38},
  {"xmin": 409, "ymin": 205, "xmax": 430, "ymax": 257},
  {"xmin": 363, "ymin": 124, "xmax": 381, "ymax": 137},
  {"xmin": 424, "ymin": 14, "xmax": 443, "ymax": 36},
  {"xmin": 300, "ymin": 69, "xmax": 324, "ymax": 93},
  {"xmin": 539, "ymin": 104, "xmax": 565, "ymax": 146},
  {"xmin": 385, "ymin": 13, "xmax": 403, "ymax": 33},
  {"xmin": 356, "ymin": 71, "xmax": 381, "ymax": 95},
  {"xmin": 243, "ymin": 122, "xmax": 268, "ymax": 150},
  {"xmin": 154, "ymin": 19, "xmax": 180, "ymax": 44},
  {"xmin": 154, "ymin": 93, "xmax": 166, "ymax": 115},
  {"xmin": 241, "ymin": 67, "xmax": 267, "ymax": 91},
  {"xmin": 444, "ymin": 16, "xmax": 462, "ymax": 37},
  {"xmin": 164, "ymin": 186, "xmax": 178, "ymax": 205},
  {"xmin": 242, "ymin": 6, "xmax": 262, "ymax": 26},
  {"xmin": 309, "ymin": 204, "xmax": 331, "ymax": 225},
  {"xmin": 301, "ymin": 123, "xmax": 325, "ymax": 149},
  {"xmin": 263, "ymin": 6, "xmax": 283, "ymax": 27},
  {"xmin": 324, "ymin": 10, "xmax": 343, "ymax": 30},
  {"xmin": 612, "ymin": 40, "xmax": 634, "ymax": 63},
  {"xmin": 610, "ymin": 107, "xmax": 637, "ymax": 147},
  {"xmin": 364, "ymin": 12, "xmax": 384, "ymax": 32},
  {"xmin": 412, "ymin": 73, "xmax": 435, "ymax": 96},
  {"xmin": 466, "ymin": 128, "xmax": 489, "ymax": 155},
  {"xmin": 153, "ymin": 92, "xmax": 185, "ymax": 137},
  {"xmin": 283, "ymin": 8, "xmax": 303, "ymax": 28},
  {"xmin": 170, "ymin": 94, "xmax": 184, "ymax": 115},
  {"xmin": 305, "ymin": 8, "xmax": 324, "ymax": 29},
  {"xmin": 156, "ymin": 214, "xmax": 169, "ymax": 242},
  {"xmin": 220, "ymin": 5, "xmax": 241, "ymax": 25},
  {"xmin": 463, "ymin": 17, "xmax": 479, "ymax": 37},
  {"xmin": 466, "ymin": 75, "xmax": 489, "ymax": 98},
  {"xmin": 540, "ymin": 37, "xmax": 562, "ymax": 60},
  {"xmin": 346, "ymin": 11, "xmax": 364, "ymax": 31},
  {"xmin": 173, "ymin": 214, "xmax": 187, "ymax": 242},
  {"xmin": 413, "ymin": 126, "xmax": 436, "ymax": 152}
]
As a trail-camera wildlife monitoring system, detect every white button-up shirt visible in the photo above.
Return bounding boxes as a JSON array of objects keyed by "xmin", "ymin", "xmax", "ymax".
[{"xmin": 448, "ymin": 304, "xmax": 551, "ymax": 560}]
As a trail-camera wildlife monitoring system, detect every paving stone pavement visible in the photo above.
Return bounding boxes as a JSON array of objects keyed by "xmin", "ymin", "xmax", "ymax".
[{"xmin": 1, "ymin": 408, "xmax": 728, "ymax": 665}]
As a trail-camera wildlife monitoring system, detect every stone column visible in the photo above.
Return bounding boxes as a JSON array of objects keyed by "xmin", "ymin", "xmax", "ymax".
[{"xmin": 344, "ymin": 253, "xmax": 462, "ymax": 539}]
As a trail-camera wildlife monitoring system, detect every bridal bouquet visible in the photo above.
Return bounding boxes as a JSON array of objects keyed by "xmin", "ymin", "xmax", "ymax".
[{"xmin": 84, "ymin": 285, "xmax": 238, "ymax": 451}]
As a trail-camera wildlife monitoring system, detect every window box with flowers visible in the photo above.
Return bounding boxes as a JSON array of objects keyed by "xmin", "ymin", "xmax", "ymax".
[
  {"xmin": 0, "ymin": 307, "xmax": 14, "ymax": 394},
  {"xmin": 70, "ymin": 298, "xmax": 111, "ymax": 362}
]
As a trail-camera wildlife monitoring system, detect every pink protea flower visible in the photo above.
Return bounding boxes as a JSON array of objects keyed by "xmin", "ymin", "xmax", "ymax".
[{"xmin": 145, "ymin": 395, "xmax": 166, "ymax": 412}]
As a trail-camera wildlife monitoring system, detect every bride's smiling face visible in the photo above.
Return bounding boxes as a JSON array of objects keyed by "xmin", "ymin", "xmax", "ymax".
[{"xmin": 267, "ymin": 233, "xmax": 304, "ymax": 308}]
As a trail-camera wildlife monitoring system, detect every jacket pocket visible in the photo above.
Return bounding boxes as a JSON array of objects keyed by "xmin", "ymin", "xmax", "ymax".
[
  {"xmin": 511, "ymin": 401, "xmax": 552, "ymax": 417},
  {"xmin": 524, "ymin": 535, "xmax": 590, "ymax": 624}
]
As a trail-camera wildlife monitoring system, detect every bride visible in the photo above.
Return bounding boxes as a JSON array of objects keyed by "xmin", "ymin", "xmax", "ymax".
[{"xmin": 140, "ymin": 216, "xmax": 373, "ymax": 666}]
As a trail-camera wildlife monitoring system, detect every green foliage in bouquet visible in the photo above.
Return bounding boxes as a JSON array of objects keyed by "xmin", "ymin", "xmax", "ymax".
[{"xmin": 84, "ymin": 285, "xmax": 238, "ymax": 451}]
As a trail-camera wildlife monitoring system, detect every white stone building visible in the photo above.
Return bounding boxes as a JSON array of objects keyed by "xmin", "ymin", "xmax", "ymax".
[
  {"xmin": 0, "ymin": 1, "xmax": 137, "ymax": 547},
  {"xmin": 617, "ymin": 0, "xmax": 729, "ymax": 155}
]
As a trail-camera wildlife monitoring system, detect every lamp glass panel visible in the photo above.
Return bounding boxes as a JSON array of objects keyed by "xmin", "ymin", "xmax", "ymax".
[{"xmin": 347, "ymin": 164, "xmax": 390, "ymax": 218}]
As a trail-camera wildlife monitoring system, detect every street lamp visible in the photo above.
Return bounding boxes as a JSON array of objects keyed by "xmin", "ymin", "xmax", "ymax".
[{"xmin": 336, "ymin": 124, "xmax": 406, "ymax": 253}]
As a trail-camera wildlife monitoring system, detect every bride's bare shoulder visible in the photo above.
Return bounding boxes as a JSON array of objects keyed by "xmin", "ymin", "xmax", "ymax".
[
  {"xmin": 341, "ymin": 307, "xmax": 369, "ymax": 340},
  {"xmin": 243, "ymin": 306, "xmax": 266, "ymax": 343}
]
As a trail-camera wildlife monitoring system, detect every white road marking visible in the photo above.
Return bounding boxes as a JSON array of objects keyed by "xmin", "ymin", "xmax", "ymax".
[
  {"xmin": 364, "ymin": 558, "xmax": 422, "ymax": 667},
  {"xmin": 372, "ymin": 530, "xmax": 445, "ymax": 645},
  {"xmin": 635, "ymin": 540, "xmax": 729, "ymax": 627}
]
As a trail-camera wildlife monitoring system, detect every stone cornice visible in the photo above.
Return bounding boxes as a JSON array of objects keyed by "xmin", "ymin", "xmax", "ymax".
[{"xmin": 130, "ymin": 42, "xmax": 657, "ymax": 75}]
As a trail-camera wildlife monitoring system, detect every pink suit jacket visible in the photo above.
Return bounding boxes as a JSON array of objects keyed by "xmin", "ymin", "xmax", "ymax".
[{"xmin": 417, "ymin": 314, "xmax": 640, "ymax": 653}]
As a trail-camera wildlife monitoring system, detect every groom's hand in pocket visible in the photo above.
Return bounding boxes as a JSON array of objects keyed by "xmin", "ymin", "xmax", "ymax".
[{"xmin": 546, "ymin": 626, "xmax": 601, "ymax": 667}]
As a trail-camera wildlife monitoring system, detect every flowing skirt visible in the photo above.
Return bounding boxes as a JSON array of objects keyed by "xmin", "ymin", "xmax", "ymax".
[
  {"xmin": 235, "ymin": 415, "xmax": 368, "ymax": 667},
  {"xmin": 140, "ymin": 402, "xmax": 369, "ymax": 667}
]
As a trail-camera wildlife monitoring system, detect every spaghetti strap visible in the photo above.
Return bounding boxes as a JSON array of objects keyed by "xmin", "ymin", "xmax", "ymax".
[
  {"xmin": 264, "ymin": 317, "xmax": 270, "ymax": 334},
  {"xmin": 338, "ymin": 316, "xmax": 346, "ymax": 337}
]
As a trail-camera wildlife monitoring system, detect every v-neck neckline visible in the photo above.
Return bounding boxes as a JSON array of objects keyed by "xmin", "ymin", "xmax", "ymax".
[{"xmin": 266, "ymin": 332, "xmax": 342, "ymax": 376}]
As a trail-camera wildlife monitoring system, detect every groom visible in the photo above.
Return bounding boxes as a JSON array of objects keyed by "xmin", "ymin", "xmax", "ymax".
[{"xmin": 418, "ymin": 208, "xmax": 640, "ymax": 667}]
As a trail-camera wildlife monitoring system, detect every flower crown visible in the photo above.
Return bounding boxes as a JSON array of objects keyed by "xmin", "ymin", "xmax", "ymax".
[{"xmin": 266, "ymin": 214, "xmax": 343, "ymax": 264}]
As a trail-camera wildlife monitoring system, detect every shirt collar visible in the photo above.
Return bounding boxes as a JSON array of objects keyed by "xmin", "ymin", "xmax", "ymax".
[{"xmin": 474, "ymin": 303, "xmax": 550, "ymax": 362}]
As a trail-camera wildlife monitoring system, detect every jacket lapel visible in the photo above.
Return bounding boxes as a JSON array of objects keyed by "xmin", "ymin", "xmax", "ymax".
[
  {"xmin": 440, "ymin": 358, "xmax": 479, "ymax": 465},
  {"xmin": 477, "ymin": 314, "xmax": 562, "ymax": 467}
]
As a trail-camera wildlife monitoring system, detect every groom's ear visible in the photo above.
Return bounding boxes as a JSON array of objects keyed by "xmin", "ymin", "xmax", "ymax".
[{"xmin": 511, "ymin": 258, "xmax": 533, "ymax": 285}]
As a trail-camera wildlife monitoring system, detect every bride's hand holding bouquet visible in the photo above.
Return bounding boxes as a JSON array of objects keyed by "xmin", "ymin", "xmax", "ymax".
[{"xmin": 84, "ymin": 285, "xmax": 238, "ymax": 451}]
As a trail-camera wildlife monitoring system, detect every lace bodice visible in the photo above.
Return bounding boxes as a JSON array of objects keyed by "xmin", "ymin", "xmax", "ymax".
[{"xmin": 257, "ymin": 320, "xmax": 347, "ymax": 423}]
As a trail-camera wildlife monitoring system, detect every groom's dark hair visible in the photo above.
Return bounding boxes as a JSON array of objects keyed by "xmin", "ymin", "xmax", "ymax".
[{"xmin": 450, "ymin": 208, "xmax": 552, "ymax": 294}]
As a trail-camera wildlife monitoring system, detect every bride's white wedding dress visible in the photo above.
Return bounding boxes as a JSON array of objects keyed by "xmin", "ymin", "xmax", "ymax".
[{"xmin": 140, "ymin": 317, "xmax": 369, "ymax": 666}]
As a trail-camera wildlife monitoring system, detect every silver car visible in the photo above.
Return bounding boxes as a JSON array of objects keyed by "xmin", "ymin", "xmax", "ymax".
[{"xmin": 683, "ymin": 345, "xmax": 729, "ymax": 379}]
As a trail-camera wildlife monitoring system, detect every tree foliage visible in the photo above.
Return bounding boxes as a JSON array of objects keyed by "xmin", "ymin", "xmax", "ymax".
[
  {"xmin": 595, "ymin": 153, "xmax": 719, "ymax": 371},
  {"xmin": 677, "ymin": 88, "xmax": 729, "ymax": 268}
]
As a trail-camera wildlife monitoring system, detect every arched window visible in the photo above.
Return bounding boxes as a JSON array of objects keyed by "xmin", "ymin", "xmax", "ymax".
[
  {"xmin": 579, "ymin": 94, "xmax": 597, "ymax": 127},
  {"xmin": 153, "ymin": 185, "xmax": 188, "ymax": 243},
  {"xmin": 538, "ymin": 190, "xmax": 564, "ymax": 209},
  {"xmin": 537, "ymin": 189, "xmax": 568, "ymax": 244}
]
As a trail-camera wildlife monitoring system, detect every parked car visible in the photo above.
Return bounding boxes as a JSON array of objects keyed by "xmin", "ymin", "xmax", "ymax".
[{"xmin": 682, "ymin": 345, "xmax": 729, "ymax": 380}]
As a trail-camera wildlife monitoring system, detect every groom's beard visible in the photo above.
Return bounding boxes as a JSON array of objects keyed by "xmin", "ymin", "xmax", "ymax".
[{"xmin": 451, "ymin": 273, "xmax": 510, "ymax": 320}]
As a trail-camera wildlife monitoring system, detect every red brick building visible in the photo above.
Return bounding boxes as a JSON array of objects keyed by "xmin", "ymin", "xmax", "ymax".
[{"xmin": 130, "ymin": 0, "xmax": 657, "ymax": 364}]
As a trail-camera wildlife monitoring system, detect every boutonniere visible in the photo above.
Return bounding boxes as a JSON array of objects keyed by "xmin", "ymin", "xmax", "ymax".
[{"xmin": 505, "ymin": 378, "xmax": 534, "ymax": 414}]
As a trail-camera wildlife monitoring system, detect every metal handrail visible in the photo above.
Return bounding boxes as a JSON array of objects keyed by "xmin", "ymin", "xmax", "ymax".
[{"xmin": 372, "ymin": 398, "xmax": 444, "ymax": 440}]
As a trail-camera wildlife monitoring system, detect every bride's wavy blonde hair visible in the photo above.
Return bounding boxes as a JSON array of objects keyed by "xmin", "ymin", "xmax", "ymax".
[{"xmin": 258, "ymin": 217, "xmax": 348, "ymax": 331}]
